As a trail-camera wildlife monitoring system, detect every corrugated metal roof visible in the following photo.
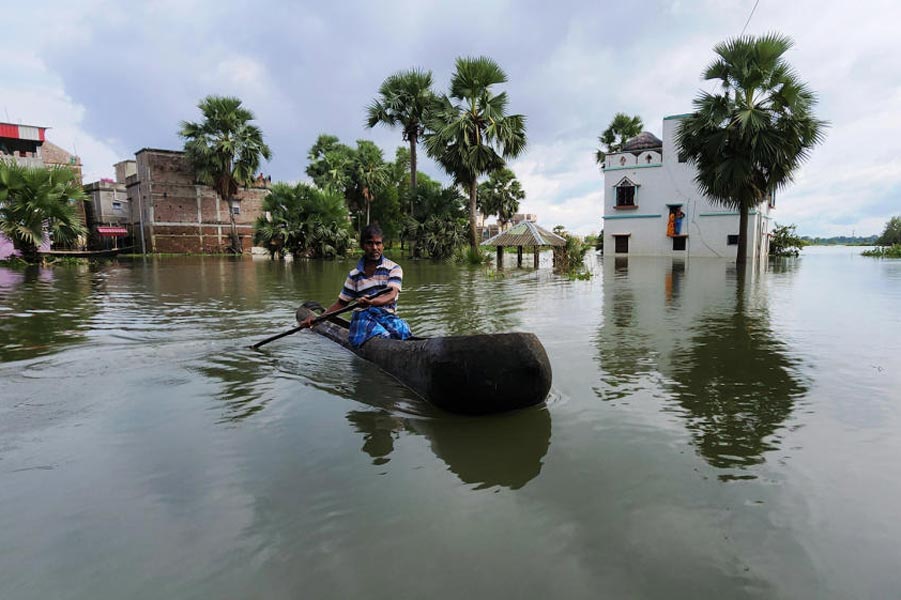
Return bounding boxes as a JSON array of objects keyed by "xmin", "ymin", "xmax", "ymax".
[
  {"xmin": 481, "ymin": 221, "xmax": 567, "ymax": 247},
  {"xmin": 0, "ymin": 123, "xmax": 47, "ymax": 141}
]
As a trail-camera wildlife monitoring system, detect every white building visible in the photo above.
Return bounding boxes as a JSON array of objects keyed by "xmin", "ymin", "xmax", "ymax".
[{"xmin": 602, "ymin": 114, "xmax": 773, "ymax": 260}]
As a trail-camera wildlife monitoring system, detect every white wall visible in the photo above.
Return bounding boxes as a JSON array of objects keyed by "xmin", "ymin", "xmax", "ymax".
[{"xmin": 602, "ymin": 116, "xmax": 772, "ymax": 259}]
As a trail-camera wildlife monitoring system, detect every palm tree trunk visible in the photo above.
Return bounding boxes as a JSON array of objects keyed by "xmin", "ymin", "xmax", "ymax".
[
  {"xmin": 228, "ymin": 198, "xmax": 241, "ymax": 254},
  {"xmin": 409, "ymin": 136, "xmax": 417, "ymax": 216},
  {"xmin": 19, "ymin": 240, "xmax": 38, "ymax": 264},
  {"xmin": 366, "ymin": 199, "xmax": 371, "ymax": 225},
  {"xmin": 468, "ymin": 179, "xmax": 478, "ymax": 249},
  {"xmin": 736, "ymin": 204, "xmax": 750, "ymax": 265},
  {"xmin": 409, "ymin": 136, "xmax": 418, "ymax": 193}
]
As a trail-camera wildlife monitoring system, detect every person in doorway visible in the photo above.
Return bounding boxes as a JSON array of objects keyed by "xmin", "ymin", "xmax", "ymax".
[
  {"xmin": 675, "ymin": 210, "xmax": 685, "ymax": 235},
  {"xmin": 299, "ymin": 224, "xmax": 412, "ymax": 347},
  {"xmin": 667, "ymin": 211, "xmax": 676, "ymax": 237}
]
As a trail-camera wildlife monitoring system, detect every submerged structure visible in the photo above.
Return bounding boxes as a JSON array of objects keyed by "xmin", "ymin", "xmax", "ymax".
[{"xmin": 601, "ymin": 115, "xmax": 773, "ymax": 260}]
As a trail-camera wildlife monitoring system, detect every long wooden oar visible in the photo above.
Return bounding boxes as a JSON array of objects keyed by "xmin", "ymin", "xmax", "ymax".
[{"xmin": 250, "ymin": 288, "xmax": 392, "ymax": 350}]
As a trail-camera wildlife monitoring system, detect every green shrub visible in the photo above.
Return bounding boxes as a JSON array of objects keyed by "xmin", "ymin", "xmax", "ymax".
[
  {"xmin": 455, "ymin": 246, "xmax": 491, "ymax": 265},
  {"xmin": 554, "ymin": 232, "xmax": 591, "ymax": 278},
  {"xmin": 862, "ymin": 244, "xmax": 901, "ymax": 258},
  {"xmin": 770, "ymin": 223, "xmax": 807, "ymax": 257}
]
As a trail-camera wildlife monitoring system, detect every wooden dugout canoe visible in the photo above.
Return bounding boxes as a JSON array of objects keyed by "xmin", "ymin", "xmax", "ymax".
[{"xmin": 295, "ymin": 305, "xmax": 552, "ymax": 415}]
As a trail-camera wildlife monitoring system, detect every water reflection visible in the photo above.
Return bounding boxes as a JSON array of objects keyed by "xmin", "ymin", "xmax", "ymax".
[
  {"xmin": 664, "ymin": 259, "xmax": 685, "ymax": 306},
  {"xmin": 403, "ymin": 263, "xmax": 521, "ymax": 336},
  {"xmin": 596, "ymin": 258, "xmax": 807, "ymax": 476},
  {"xmin": 346, "ymin": 410, "xmax": 404, "ymax": 466},
  {"xmin": 346, "ymin": 406, "xmax": 552, "ymax": 490},
  {"xmin": 594, "ymin": 257, "xmax": 657, "ymax": 402},
  {"xmin": 0, "ymin": 265, "xmax": 98, "ymax": 362},
  {"xmin": 271, "ymin": 328, "xmax": 552, "ymax": 490},
  {"xmin": 666, "ymin": 268, "xmax": 808, "ymax": 477},
  {"xmin": 192, "ymin": 351, "xmax": 275, "ymax": 423}
]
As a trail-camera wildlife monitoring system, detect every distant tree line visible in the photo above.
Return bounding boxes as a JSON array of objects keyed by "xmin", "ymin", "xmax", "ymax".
[{"xmin": 801, "ymin": 235, "xmax": 878, "ymax": 246}]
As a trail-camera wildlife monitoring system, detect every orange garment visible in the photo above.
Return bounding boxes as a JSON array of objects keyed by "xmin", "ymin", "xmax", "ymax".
[{"xmin": 667, "ymin": 213, "xmax": 676, "ymax": 237}]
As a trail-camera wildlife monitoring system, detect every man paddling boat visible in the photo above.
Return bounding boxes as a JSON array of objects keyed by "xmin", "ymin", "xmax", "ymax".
[{"xmin": 299, "ymin": 224, "xmax": 412, "ymax": 347}]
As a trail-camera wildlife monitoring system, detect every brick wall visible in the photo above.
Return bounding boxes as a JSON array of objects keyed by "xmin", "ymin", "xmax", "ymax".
[
  {"xmin": 126, "ymin": 149, "xmax": 269, "ymax": 254},
  {"xmin": 41, "ymin": 140, "xmax": 83, "ymax": 183}
]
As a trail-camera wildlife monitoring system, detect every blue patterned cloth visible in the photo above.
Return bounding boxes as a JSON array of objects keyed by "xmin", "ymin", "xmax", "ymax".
[{"xmin": 348, "ymin": 307, "xmax": 413, "ymax": 348}]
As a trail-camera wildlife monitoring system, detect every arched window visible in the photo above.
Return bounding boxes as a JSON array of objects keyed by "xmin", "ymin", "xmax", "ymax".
[{"xmin": 614, "ymin": 178, "xmax": 637, "ymax": 208}]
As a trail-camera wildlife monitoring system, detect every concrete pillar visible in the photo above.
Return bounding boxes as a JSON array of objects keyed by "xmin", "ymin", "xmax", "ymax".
[
  {"xmin": 533, "ymin": 246, "xmax": 540, "ymax": 268},
  {"xmin": 517, "ymin": 246, "xmax": 523, "ymax": 267},
  {"xmin": 496, "ymin": 245, "xmax": 503, "ymax": 269}
]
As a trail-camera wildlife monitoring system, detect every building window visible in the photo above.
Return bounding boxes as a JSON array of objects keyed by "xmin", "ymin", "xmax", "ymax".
[
  {"xmin": 112, "ymin": 201, "xmax": 122, "ymax": 210},
  {"xmin": 231, "ymin": 205, "xmax": 241, "ymax": 215},
  {"xmin": 673, "ymin": 236, "xmax": 686, "ymax": 251},
  {"xmin": 727, "ymin": 235, "xmax": 739, "ymax": 245},
  {"xmin": 613, "ymin": 235, "xmax": 629, "ymax": 254},
  {"xmin": 615, "ymin": 185, "xmax": 635, "ymax": 207}
]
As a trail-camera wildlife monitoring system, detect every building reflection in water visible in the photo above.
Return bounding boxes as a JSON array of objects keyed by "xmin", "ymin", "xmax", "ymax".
[
  {"xmin": 596, "ymin": 257, "xmax": 808, "ymax": 477},
  {"xmin": 666, "ymin": 267, "xmax": 808, "ymax": 477}
]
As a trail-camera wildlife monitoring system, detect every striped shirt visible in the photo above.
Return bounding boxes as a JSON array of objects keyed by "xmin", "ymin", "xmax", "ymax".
[{"xmin": 338, "ymin": 256, "xmax": 403, "ymax": 314}]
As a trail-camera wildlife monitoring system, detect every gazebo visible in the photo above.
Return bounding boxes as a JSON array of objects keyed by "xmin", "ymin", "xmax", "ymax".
[{"xmin": 481, "ymin": 221, "xmax": 566, "ymax": 268}]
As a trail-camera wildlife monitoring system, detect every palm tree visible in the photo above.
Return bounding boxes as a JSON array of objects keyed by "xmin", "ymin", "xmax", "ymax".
[
  {"xmin": 477, "ymin": 167, "xmax": 525, "ymax": 230},
  {"xmin": 425, "ymin": 56, "xmax": 527, "ymax": 249},
  {"xmin": 676, "ymin": 34, "xmax": 825, "ymax": 264},
  {"xmin": 180, "ymin": 95, "xmax": 272, "ymax": 254},
  {"xmin": 351, "ymin": 140, "xmax": 391, "ymax": 225},
  {"xmin": 0, "ymin": 162, "xmax": 86, "ymax": 262},
  {"xmin": 595, "ymin": 113, "xmax": 644, "ymax": 165},
  {"xmin": 366, "ymin": 68, "xmax": 437, "ymax": 194}
]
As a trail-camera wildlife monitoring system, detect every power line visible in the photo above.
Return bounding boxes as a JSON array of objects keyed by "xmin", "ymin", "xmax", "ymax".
[{"xmin": 740, "ymin": 0, "xmax": 761, "ymax": 36}]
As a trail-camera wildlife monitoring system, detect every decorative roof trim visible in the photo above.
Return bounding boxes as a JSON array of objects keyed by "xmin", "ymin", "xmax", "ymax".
[
  {"xmin": 603, "ymin": 214, "xmax": 662, "ymax": 220},
  {"xmin": 604, "ymin": 163, "xmax": 663, "ymax": 172},
  {"xmin": 614, "ymin": 176, "xmax": 639, "ymax": 188}
]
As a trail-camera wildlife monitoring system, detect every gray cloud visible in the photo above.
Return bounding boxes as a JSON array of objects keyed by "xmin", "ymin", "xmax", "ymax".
[{"xmin": 4, "ymin": 0, "xmax": 899, "ymax": 236}]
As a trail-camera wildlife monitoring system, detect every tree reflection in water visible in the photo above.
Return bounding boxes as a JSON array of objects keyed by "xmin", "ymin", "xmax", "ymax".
[
  {"xmin": 403, "ymin": 265, "xmax": 521, "ymax": 337},
  {"xmin": 0, "ymin": 265, "xmax": 99, "ymax": 362},
  {"xmin": 595, "ymin": 258, "xmax": 808, "ymax": 478},
  {"xmin": 193, "ymin": 351, "xmax": 275, "ymax": 423},
  {"xmin": 667, "ymin": 267, "xmax": 808, "ymax": 478}
]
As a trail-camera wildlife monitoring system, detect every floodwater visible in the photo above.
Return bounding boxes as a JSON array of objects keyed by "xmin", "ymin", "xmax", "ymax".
[{"xmin": 1, "ymin": 246, "xmax": 899, "ymax": 599}]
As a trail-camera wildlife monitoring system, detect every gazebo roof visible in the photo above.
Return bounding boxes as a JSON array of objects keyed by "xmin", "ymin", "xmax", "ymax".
[{"xmin": 481, "ymin": 221, "xmax": 567, "ymax": 247}]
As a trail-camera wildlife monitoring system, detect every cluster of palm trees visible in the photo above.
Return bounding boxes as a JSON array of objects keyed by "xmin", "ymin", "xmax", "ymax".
[
  {"xmin": 254, "ymin": 55, "xmax": 529, "ymax": 260},
  {"xmin": 369, "ymin": 56, "xmax": 527, "ymax": 250}
]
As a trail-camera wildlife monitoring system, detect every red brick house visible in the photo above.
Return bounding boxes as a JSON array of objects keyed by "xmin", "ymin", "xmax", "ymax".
[{"xmin": 124, "ymin": 148, "xmax": 269, "ymax": 254}]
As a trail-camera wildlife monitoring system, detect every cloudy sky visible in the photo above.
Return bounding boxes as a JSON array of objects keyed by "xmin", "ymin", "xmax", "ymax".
[{"xmin": 3, "ymin": 0, "xmax": 898, "ymax": 236}]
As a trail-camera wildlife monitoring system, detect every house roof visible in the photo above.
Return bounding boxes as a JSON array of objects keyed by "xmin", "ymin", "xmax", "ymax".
[
  {"xmin": 481, "ymin": 221, "xmax": 567, "ymax": 247},
  {"xmin": 622, "ymin": 131, "xmax": 662, "ymax": 152}
]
